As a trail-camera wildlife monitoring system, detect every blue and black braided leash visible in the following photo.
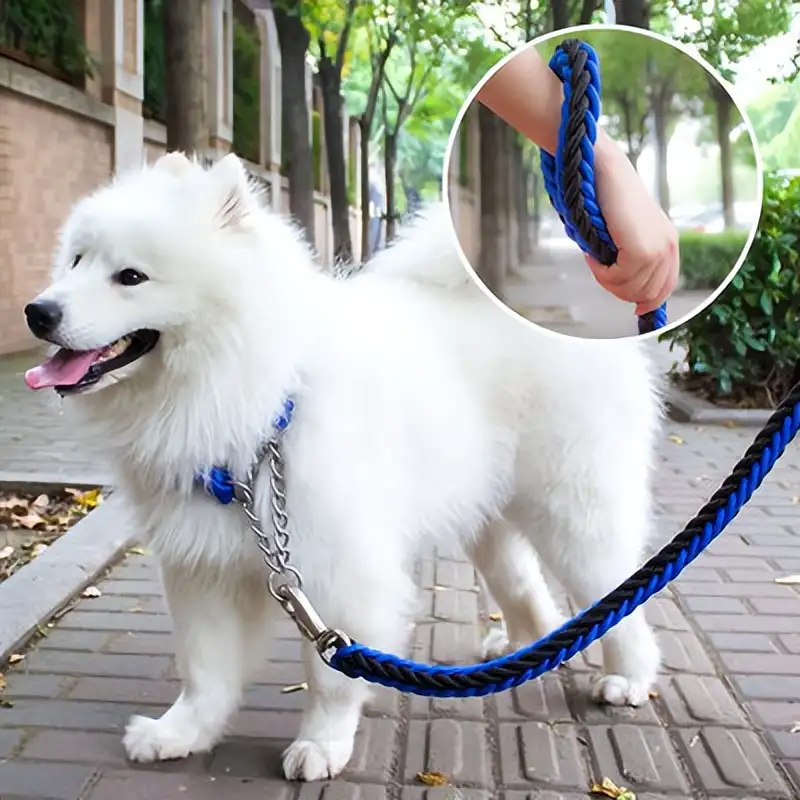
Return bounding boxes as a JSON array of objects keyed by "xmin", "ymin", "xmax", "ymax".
[{"xmin": 540, "ymin": 38, "xmax": 669, "ymax": 336}]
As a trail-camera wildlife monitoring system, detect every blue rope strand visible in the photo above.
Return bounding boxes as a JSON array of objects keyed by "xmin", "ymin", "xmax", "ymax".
[
  {"xmin": 325, "ymin": 394, "xmax": 800, "ymax": 696},
  {"xmin": 539, "ymin": 39, "xmax": 668, "ymax": 336}
]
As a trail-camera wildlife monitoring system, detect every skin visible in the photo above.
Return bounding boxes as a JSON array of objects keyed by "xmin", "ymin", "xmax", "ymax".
[{"xmin": 477, "ymin": 45, "xmax": 680, "ymax": 317}]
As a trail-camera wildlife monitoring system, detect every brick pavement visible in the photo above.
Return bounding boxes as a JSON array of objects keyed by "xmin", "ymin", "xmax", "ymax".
[
  {"xmin": 0, "ymin": 422, "xmax": 798, "ymax": 798},
  {"xmin": 0, "ymin": 351, "xmax": 108, "ymax": 485}
]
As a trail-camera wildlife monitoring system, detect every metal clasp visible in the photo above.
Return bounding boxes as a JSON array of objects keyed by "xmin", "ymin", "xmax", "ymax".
[{"xmin": 274, "ymin": 584, "xmax": 351, "ymax": 661}]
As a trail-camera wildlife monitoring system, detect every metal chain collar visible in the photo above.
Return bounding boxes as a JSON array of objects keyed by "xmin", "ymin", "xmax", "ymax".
[{"xmin": 230, "ymin": 437, "xmax": 350, "ymax": 661}]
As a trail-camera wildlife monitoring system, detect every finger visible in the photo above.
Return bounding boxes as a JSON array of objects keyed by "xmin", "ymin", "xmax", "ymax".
[{"xmin": 635, "ymin": 269, "xmax": 673, "ymax": 315}]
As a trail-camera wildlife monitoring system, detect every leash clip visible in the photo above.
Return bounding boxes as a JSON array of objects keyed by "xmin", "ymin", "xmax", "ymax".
[{"xmin": 275, "ymin": 584, "xmax": 351, "ymax": 661}]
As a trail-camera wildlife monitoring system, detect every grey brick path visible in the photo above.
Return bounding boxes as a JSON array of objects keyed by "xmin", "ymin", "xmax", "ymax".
[
  {"xmin": 0, "ymin": 422, "xmax": 799, "ymax": 798},
  {"xmin": 0, "ymin": 351, "xmax": 109, "ymax": 486}
]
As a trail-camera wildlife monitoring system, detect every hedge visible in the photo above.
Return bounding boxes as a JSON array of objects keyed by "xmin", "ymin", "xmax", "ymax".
[
  {"xmin": 678, "ymin": 230, "xmax": 750, "ymax": 290},
  {"xmin": 661, "ymin": 173, "xmax": 800, "ymax": 407}
]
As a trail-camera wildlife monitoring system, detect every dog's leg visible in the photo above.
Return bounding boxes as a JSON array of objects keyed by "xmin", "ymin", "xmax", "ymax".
[
  {"xmin": 124, "ymin": 564, "xmax": 268, "ymax": 762},
  {"xmin": 519, "ymin": 499, "xmax": 661, "ymax": 707},
  {"xmin": 468, "ymin": 520, "xmax": 565, "ymax": 659},
  {"xmin": 282, "ymin": 582, "xmax": 412, "ymax": 781}
]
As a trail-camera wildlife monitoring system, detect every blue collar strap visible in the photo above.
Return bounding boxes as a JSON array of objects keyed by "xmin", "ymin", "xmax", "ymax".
[{"xmin": 194, "ymin": 398, "xmax": 295, "ymax": 505}]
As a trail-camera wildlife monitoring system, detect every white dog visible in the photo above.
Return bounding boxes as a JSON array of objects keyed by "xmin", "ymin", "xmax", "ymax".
[{"xmin": 24, "ymin": 152, "xmax": 662, "ymax": 781}]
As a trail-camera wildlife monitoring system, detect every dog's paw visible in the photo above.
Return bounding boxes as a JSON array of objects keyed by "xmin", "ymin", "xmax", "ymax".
[
  {"xmin": 282, "ymin": 738, "xmax": 353, "ymax": 781},
  {"xmin": 482, "ymin": 627, "xmax": 513, "ymax": 659},
  {"xmin": 592, "ymin": 674, "xmax": 653, "ymax": 707},
  {"xmin": 123, "ymin": 714, "xmax": 207, "ymax": 762}
]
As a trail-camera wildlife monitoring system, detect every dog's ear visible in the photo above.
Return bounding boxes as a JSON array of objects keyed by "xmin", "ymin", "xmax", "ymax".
[
  {"xmin": 153, "ymin": 151, "xmax": 192, "ymax": 177},
  {"xmin": 208, "ymin": 153, "xmax": 257, "ymax": 228}
]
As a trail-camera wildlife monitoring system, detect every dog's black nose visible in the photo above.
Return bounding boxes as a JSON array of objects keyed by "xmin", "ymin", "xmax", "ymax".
[{"xmin": 24, "ymin": 300, "xmax": 63, "ymax": 339}]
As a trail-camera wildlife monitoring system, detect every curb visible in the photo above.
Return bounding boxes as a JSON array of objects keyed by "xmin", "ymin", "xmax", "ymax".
[
  {"xmin": 0, "ymin": 493, "xmax": 137, "ymax": 662},
  {"xmin": 665, "ymin": 387, "xmax": 773, "ymax": 428},
  {"xmin": 0, "ymin": 471, "xmax": 110, "ymax": 492}
]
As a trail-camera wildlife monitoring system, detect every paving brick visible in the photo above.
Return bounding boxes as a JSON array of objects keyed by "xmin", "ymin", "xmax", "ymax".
[
  {"xmin": 658, "ymin": 675, "xmax": 748, "ymax": 727},
  {"xmin": 20, "ymin": 730, "xmax": 129, "ymax": 765},
  {"xmin": 707, "ymin": 632, "xmax": 779, "ymax": 652},
  {"xmin": 76, "ymin": 594, "xmax": 165, "ymax": 614},
  {"xmin": 405, "ymin": 719, "xmax": 491, "ymax": 788},
  {"xmin": 778, "ymin": 634, "xmax": 800, "ymax": 653},
  {"xmin": 498, "ymin": 722, "xmax": 588, "ymax": 789},
  {"xmin": 104, "ymin": 631, "xmax": 175, "ymax": 655},
  {"xmin": 433, "ymin": 561, "xmax": 476, "ymax": 591},
  {"xmin": 432, "ymin": 588, "xmax": 479, "ymax": 623},
  {"xmin": 673, "ymin": 581, "xmax": 794, "ymax": 597},
  {"xmin": 88, "ymin": 770, "xmax": 293, "ymax": 800},
  {"xmin": 693, "ymin": 614, "xmax": 800, "ymax": 634},
  {"xmin": 586, "ymin": 725, "xmax": 690, "ymax": 794},
  {"xmin": 344, "ymin": 718, "xmax": 399, "ymax": 783},
  {"xmin": 765, "ymin": 729, "xmax": 800, "ymax": 759},
  {"xmin": 733, "ymin": 674, "xmax": 800, "ymax": 700},
  {"xmin": 366, "ymin": 686, "xmax": 403, "ymax": 718},
  {"xmin": 403, "ymin": 789, "xmax": 492, "ymax": 800},
  {"xmin": 749, "ymin": 596, "xmax": 800, "ymax": 615},
  {"xmin": 682, "ymin": 596, "xmax": 747, "ymax": 613},
  {"xmin": 36, "ymin": 629, "xmax": 112, "ymax": 652},
  {"xmin": 679, "ymin": 728, "xmax": 792, "ymax": 796},
  {"xmin": 747, "ymin": 700, "xmax": 800, "ymax": 728},
  {"xmin": 228, "ymin": 709, "xmax": 303, "ymax": 741},
  {"xmin": 494, "ymin": 673, "xmax": 572, "ymax": 722},
  {"xmin": 568, "ymin": 674, "xmax": 660, "ymax": 725},
  {"xmin": 98, "ymin": 579, "xmax": 164, "ymax": 597},
  {"xmin": 720, "ymin": 652, "xmax": 800, "ymax": 675},
  {"xmin": 22, "ymin": 649, "xmax": 172, "ymax": 679},
  {"xmin": 68, "ymin": 676, "xmax": 179, "ymax": 705},
  {"xmin": 409, "ymin": 693, "xmax": 485, "ymax": 720},
  {"xmin": 2, "ymin": 672, "xmax": 75, "ymax": 698},
  {"xmin": 658, "ymin": 630, "xmax": 715, "ymax": 674},
  {"xmin": 57, "ymin": 610, "xmax": 172, "ymax": 633},
  {"xmin": 431, "ymin": 622, "xmax": 480, "ymax": 664},
  {"xmin": 305, "ymin": 784, "xmax": 391, "ymax": 800},
  {"xmin": 646, "ymin": 597, "xmax": 692, "ymax": 630},
  {"xmin": 0, "ymin": 728, "xmax": 24, "ymax": 758},
  {"xmin": 0, "ymin": 761, "xmax": 99, "ymax": 798}
]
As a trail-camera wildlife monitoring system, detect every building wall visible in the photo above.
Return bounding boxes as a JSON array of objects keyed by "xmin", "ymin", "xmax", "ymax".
[{"xmin": 0, "ymin": 62, "xmax": 114, "ymax": 353}]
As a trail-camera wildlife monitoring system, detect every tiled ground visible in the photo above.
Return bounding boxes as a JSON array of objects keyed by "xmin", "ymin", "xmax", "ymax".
[{"xmin": 0, "ymin": 422, "xmax": 799, "ymax": 798}]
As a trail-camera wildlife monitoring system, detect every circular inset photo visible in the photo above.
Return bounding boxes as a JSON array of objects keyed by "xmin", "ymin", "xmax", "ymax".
[{"xmin": 445, "ymin": 25, "xmax": 763, "ymax": 340}]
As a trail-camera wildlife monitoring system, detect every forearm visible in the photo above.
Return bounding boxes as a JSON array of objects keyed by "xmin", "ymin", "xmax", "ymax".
[{"xmin": 476, "ymin": 44, "xmax": 618, "ymax": 162}]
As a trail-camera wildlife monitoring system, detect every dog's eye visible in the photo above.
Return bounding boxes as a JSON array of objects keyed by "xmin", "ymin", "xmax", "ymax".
[
  {"xmin": 71, "ymin": 255, "xmax": 82, "ymax": 269},
  {"xmin": 115, "ymin": 269, "xmax": 149, "ymax": 287}
]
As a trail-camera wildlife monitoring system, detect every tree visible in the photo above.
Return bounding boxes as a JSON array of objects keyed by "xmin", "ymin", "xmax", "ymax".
[
  {"xmin": 274, "ymin": 1, "xmax": 316, "ymax": 243},
  {"xmin": 672, "ymin": 0, "xmax": 793, "ymax": 226},
  {"xmin": 307, "ymin": 0, "xmax": 361, "ymax": 263},
  {"xmin": 163, "ymin": 0, "xmax": 208, "ymax": 154}
]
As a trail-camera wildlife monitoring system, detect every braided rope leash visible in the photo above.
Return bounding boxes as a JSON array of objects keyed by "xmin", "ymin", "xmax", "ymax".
[
  {"xmin": 539, "ymin": 38, "xmax": 668, "ymax": 336},
  {"xmin": 316, "ymin": 384, "xmax": 800, "ymax": 695}
]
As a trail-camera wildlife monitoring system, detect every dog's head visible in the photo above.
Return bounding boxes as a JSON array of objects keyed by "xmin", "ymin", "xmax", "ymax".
[{"xmin": 24, "ymin": 152, "xmax": 264, "ymax": 396}]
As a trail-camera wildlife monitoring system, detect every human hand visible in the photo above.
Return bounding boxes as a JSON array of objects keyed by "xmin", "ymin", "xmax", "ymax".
[{"xmin": 584, "ymin": 131, "xmax": 680, "ymax": 316}]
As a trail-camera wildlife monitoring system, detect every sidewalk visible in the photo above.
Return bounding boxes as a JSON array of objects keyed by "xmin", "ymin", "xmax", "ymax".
[
  {"xmin": 0, "ymin": 421, "xmax": 799, "ymax": 798},
  {"xmin": 504, "ymin": 236, "xmax": 713, "ymax": 341}
]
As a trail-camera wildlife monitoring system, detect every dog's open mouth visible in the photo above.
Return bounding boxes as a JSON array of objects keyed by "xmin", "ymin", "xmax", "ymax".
[{"xmin": 24, "ymin": 330, "xmax": 160, "ymax": 395}]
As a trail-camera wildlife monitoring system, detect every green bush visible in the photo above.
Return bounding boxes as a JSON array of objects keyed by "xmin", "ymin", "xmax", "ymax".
[
  {"xmin": 661, "ymin": 173, "xmax": 800, "ymax": 406},
  {"xmin": 232, "ymin": 17, "xmax": 260, "ymax": 165},
  {"xmin": 678, "ymin": 230, "xmax": 750, "ymax": 290},
  {"xmin": 143, "ymin": 0, "xmax": 165, "ymax": 123}
]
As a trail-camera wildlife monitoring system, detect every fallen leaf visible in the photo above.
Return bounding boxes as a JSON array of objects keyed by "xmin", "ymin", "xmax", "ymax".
[
  {"xmin": 590, "ymin": 777, "xmax": 636, "ymax": 799},
  {"xmin": 81, "ymin": 586, "xmax": 102, "ymax": 599},
  {"xmin": 0, "ymin": 496, "xmax": 26, "ymax": 511},
  {"xmin": 488, "ymin": 612, "xmax": 503, "ymax": 622},
  {"xmin": 648, "ymin": 690, "xmax": 660, "ymax": 700},
  {"xmin": 31, "ymin": 494, "xmax": 49, "ymax": 509},
  {"xmin": 417, "ymin": 771, "xmax": 450, "ymax": 787},
  {"xmin": 128, "ymin": 546, "xmax": 152, "ymax": 556},
  {"xmin": 723, "ymin": 420, "xmax": 738, "ymax": 428},
  {"xmin": 0, "ymin": 698, "xmax": 14, "ymax": 708},
  {"xmin": 14, "ymin": 512, "xmax": 47, "ymax": 530},
  {"xmin": 128, "ymin": 606, "xmax": 144, "ymax": 613},
  {"xmin": 793, "ymin": 497, "xmax": 800, "ymax": 505},
  {"xmin": 281, "ymin": 682, "xmax": 308, "ymax": 694},
  {"xmin": 689, "ymin": 733, "xmax": 700, "ymax": 747},
  {"xmin": 7, "ymin": 654, "xmax": 24, "ymax": 665},
  {"xmin": 31, "ymin": 543, "xmax": 48, "ymax": 557},
  {"xmin": 791, "ymin": 722, "xmax": 800, "ymax": 734},
  {"xmin": 0, "ymin": 674, "xmax": 5, "ymax": 690},
  {"xmin": 72, "ymin": 488, "xmax": 103, "ymax": 509},
  {"xmin": 668, "ymin": 435, "xmax": 684, "ymax": 445},
  {"xmin": 775, "ymin": 575, "xmax": 800, "ymax": 585},
  {"xmin": 0, "ymin": 545, "xmax": 13, "ymax": 560}
]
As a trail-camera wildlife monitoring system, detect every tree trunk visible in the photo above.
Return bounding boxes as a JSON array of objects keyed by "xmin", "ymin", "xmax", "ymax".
[
  {"xmin": 614, "ymin": 0, "xmax": 649, "ymax": 28},
  {"xmin": 384, "ymin": 131, "xmax": 398, "ymax": 243},
  {"xmin": 359, "ymin": 118, "xmax": 372, "ymax": 262},
  {"xmin": 477, "ymin": 105, "xmax": 508, "ymax": 298},
  {"xmin": 531, "ymin": 168, "xmax": 541, "ymax": 247},
  {"xmin": 163, "ymin": 0, "xmax": 208, "ymax": 154},
  {"xmin": 505, "ymin": 128, "xmax": 519, "ymax": 278},
  {"xmin": 274, "ymin": 5, "xmax": 315, "ymax": 244},
  {"xmin": 318, "ymin": 58, "xmax": 353, "ymax": 263},
  {"xmin": 551, "ymin": 0, "xmax": 569, "ymax": 30},
  {"xmin": 517, "ymin": 143, "xmax": 532, "ymax": 264},
  {"xmin": 652, "ymin": 101, "xmax": 670, "ymax": 213},
  {"xmin": 713, "ymin": 85, "xmax": 735, "ymax": 229}
]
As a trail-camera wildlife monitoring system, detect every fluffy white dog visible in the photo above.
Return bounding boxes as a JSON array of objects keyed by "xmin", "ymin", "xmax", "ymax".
[{"xmin": 24, "ymin": 152, "xmax": 662, "ymax": 781}]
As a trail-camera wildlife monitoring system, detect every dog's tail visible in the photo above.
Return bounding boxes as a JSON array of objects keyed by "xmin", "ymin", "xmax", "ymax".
[{"xmin": 363, "ymin": 204, "xmax": 473, "ymax": 290}]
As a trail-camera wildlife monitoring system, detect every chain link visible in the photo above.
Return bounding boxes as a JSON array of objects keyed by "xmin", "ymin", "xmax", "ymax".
[{"xmin": 230, "ymin": 435, "xmax": 351, "ymax": 659}]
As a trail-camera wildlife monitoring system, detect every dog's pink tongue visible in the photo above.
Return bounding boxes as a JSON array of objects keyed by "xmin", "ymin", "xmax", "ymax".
[{"xmin": 24, "ymin": 349, "xmax": 102, "ymax": 390}]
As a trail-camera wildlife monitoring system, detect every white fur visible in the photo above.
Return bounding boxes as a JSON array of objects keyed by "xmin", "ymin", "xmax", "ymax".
[{"xmin": 30, "ymin": 153, "xmax": 663, "ymax": 781}]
